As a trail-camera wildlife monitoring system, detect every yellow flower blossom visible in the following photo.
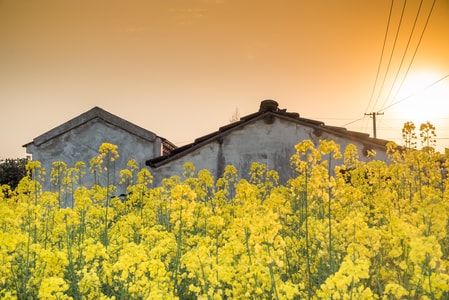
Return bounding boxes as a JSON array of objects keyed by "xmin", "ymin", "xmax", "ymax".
[
  {"xmin": 38, "ymin": 277, "xmax": 70, "ymax": 300},
  {"xmin": 2, "ymin": 139, "xmax": 449, "ymax": 299}
]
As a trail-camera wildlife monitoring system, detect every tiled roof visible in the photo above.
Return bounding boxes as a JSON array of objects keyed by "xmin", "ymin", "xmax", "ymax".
[
  {"xmin": 24, "ymin": 107, "xmax": 173, "ymax": 147},
  {"xmin": 146, "ymin": 100, "xmax": 390, "ymax": 168}
]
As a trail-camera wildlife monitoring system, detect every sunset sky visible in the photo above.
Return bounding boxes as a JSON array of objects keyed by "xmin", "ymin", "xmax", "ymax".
[{"xmin": 1, "ymin": 0, "xmax": 448, "ymax": 159}]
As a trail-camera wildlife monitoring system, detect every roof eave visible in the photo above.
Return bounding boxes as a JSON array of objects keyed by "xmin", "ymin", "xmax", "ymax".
[
  {"xmin": 146, "ymin": 109, "xmax": 390, "ymax": 168},
  {"xmin": 27, "ymin": 107, "xmax": 164, "ymax": 147},
  {"xmin": 146, "ymin": 111, "xmax": 276, "ymax": 168}
]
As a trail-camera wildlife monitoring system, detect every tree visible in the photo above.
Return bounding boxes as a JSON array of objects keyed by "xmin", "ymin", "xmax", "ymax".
[{"xmin": 0, "ymin": 158, "xmax": 28, "ymax": 189}]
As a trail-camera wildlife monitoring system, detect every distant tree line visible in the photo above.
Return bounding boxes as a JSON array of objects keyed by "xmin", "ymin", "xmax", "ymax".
[{"xmin": 0, "ymin": 158, "xmax": 28, "ymax": 189}]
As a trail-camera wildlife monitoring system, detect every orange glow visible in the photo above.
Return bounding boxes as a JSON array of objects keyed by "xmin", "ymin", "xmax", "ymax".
[
  {"xmin": 390, "ymin": 70, "xmax": 449, "ymax": 124},
  {"xmin": 0, "ymin": 1, "xmax": 448, "ymax": 158}
]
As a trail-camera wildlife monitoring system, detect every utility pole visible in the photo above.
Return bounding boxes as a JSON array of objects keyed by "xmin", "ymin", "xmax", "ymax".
[{"xmin": 365, "ymin": 112, "xmax": 384, "ymax": 138}]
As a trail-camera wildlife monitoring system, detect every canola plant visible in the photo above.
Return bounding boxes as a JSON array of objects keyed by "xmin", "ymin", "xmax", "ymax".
[{"xmin": 1, "ymin": 134, "xmax": 449, "ymax": 299}]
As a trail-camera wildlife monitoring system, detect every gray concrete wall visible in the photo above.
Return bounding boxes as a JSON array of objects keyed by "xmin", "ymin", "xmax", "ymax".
[
  {"xmin": 26, "ymin": 118, "xmax": 162, "ymax": 198},
  {"xmin": 150, "ymin": 117, "xmax": 389, "ymax": 185}
]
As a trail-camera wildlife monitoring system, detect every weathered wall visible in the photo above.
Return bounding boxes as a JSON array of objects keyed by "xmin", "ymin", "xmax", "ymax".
[
  {"xmin": 26, "ymin": 118, "xmax": 162, "ymax": 197},
  {"xmin": 149, "ymin": 117, "xmax": 389, "ymax": 185}
]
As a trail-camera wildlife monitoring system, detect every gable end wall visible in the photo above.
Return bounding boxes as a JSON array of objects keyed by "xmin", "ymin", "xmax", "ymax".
[
  {"xmin": 149, "ymin": 118, "xmax": 388, "ymax": 185},
  {"xmin": 26, "ymin": 118, "xmax": 162, "ymax": 195}
]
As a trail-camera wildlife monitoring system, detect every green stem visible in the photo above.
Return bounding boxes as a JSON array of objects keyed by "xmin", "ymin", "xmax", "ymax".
[
  {"xmin": 173, "ymin": 200, "xmax": 183, "ymax": 295},
  {"xmin": 198, "ymin": 255, "xmax": 212, "ymax": 300},
  {"xmin": 328, "ymin": 153, "xmax": 333, "ymax": 274},
  {"xmin": 266, "ymin": 243, "xmax": 279, "ymax": 300},
  {"xmin": 104, "ymin": 160, "xmax": 110, "ymax": 248},
  {"xmin": 245, "ymin": 227, "xmax": 252, "ymax": 265},
  {"xmin": 304, "ymin": 165, "xmax": 312, "ymax": 300}
]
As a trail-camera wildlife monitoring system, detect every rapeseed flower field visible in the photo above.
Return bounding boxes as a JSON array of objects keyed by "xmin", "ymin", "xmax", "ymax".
[{"xmin": 1, "ymin": 134, "xmax": 449, "ymax": 299}]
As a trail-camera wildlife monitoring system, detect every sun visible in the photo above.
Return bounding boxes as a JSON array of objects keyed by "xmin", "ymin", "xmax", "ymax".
[{"xmin": 389, "ymin": 70, "xmax": 449, "ymax": 126}]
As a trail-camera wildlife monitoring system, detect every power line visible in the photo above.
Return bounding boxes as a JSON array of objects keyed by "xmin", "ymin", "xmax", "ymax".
[
  {"xmin": 362, "ymin": 0, "xmax": 406, "ymax": 134},
  {"xmin": 343, "ymin": 83, "xmax": 447, "ymax": 130},
  {"xmin": 365, "ymin": 0, "xmax": 395, "ymax": 116},
  {"xmin": 386, "ymin": 0, "xmax": 437, "ymax": 107},
  {"xmin": 341, "ymin": 116, "xmax": 366, "ymax": 127},
  {"xmin": 379, "ymin": 0, "xmax": 424, "ymax": 111},
  {"xmin": 375, "ymin": 0, "xmax": 436, "ymax": 134},
  {"xmin": 371, "ymin": 0, "xmax": 408, "ymax": 114},
  {"xmin": 379, "ymin": 74, "xmax": 449, "ymax": 113}
]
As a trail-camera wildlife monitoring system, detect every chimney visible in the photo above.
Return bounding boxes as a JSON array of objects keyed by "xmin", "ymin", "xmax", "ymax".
[{"xmin": 259, "ymin": 99, "xmax": 279, "ymax": 112}]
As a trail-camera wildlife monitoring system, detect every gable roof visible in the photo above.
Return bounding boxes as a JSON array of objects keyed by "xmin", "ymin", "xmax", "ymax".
[
  {"xmin": 24, "ymin": 106, "xmax": 174, "ymax": 147},
  {"xmin": 146, "ymin": 100, "xmax": 390, "ymax": 168}
]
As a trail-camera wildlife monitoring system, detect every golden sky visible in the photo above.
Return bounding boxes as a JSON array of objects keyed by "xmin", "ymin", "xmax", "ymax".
[{"xmin": 1, "ymin": 0, "xmax": 448, "ymax": 159}]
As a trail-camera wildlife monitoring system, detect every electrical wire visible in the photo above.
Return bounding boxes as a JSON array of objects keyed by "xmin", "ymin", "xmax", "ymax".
[
  {"xmin": 342, "ymin": 117, "xmax": 365, "ymax": 127},
  {"xmin": 349, "ymin": 0, "xmax": 440, "ymax": 140},
  {"xmin": 342, "ymin": 73, "xmax": 448, "ymax": 130},
  {"xmin": 370, "ymin": 0, "xmax": 408, "ymax": 114},
  {"xmin": 364, "ymin": 0, "xmax": 395, "ymax": 116},
  {"xmin": 385, "ymin": 0, "xmax": 437, "ymax": 108},
  {"xmin": 379, "ymin": 0, "xmax": 424, "ymax": 111},
  {"xmin": 378, "ymin": 74, "xmax": 449, "ymax": 113},
  {"xmin": 362, "ymin": 0, "xmax": 407, "ymax": 134},
  {"xmin": 364, "ymin": 0, "xmax": 437, "ymax": 138}
]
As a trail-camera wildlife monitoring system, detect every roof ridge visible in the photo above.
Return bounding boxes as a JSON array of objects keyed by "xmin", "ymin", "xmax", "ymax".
[
  {"xmin": 30, "ymin": 107, "xmax": 158, "ymax": 146},
  {"xmin": 146, "ymin": 100, "xmax": 390, "ymax": 168}
]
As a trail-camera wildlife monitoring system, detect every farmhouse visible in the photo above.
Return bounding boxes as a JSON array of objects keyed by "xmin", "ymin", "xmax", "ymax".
[
  {"xmin": 24, "ymin": 106, "xmax": 176, "ymax": 193},
  {"xmin": 146, "ymin": 100, "xmax": 390, "ymax": 185},
  {"xmin": 24, "ymin": 100, "xmax": 391, "ymax": 192}
]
